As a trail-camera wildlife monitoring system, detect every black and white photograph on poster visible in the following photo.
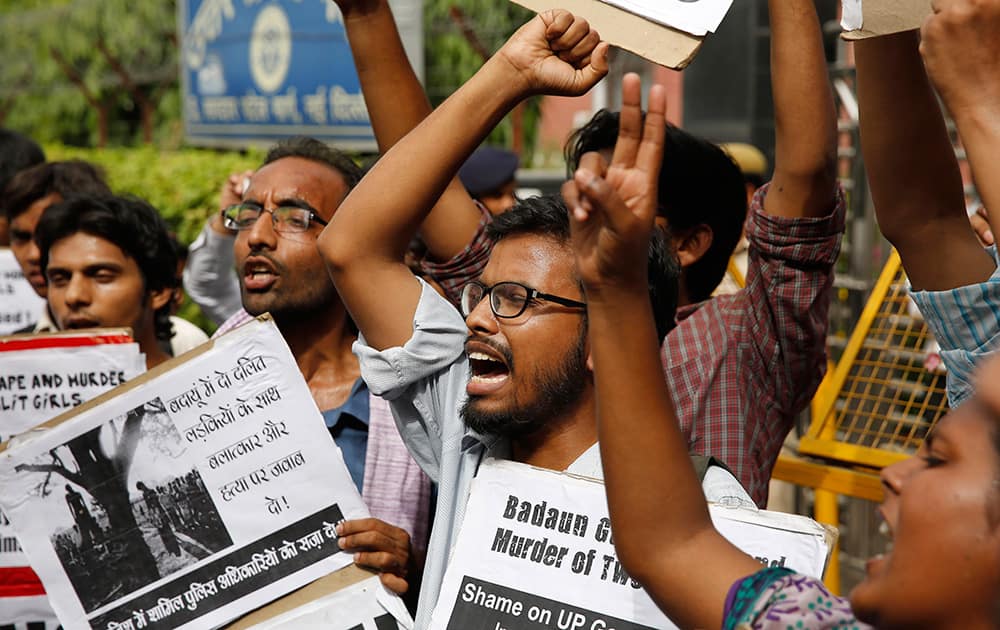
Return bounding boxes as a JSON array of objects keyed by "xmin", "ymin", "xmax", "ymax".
[
  {"xmin": 0, "ymin": 332, "xmax": 144, "ymax": 627},
  {"xmin": 595, "ymin": 0, "xmax": 734, "ymax": 35},
  {"xmin": 24, "ymin": 397, "xmax": 233, "ymax": 613},
  {"xmin": 0, "ymin": 317, "xmax": 370, "ymax": 630},
  {"xmin": 428, "ymin": 460, "xmax": 832, "ymax": 630},
  {"xmin": 242, "ymin": 574, "xmax": 412, "ymax": 630}
]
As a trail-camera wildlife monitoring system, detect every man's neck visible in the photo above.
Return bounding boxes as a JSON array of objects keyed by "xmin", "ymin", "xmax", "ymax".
[
  {"xmin": 276, "ymin": 306, "xmax": 360, "ymax": 411},
  {"xmin": 510, "ymin": 396, "xmax": 598, "ymax": 471},
  {"xmin": 676, "ymin": 277, "xmax": 692, "ymax": 309},
  {"xmin": 138, "ymin": 328, "xmax": 171, "ymax": 371}
]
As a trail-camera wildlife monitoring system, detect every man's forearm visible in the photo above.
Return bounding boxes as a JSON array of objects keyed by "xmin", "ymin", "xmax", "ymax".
[
  {"xmin": 952, "ymin": 109, "xmax": 1000, "ymax": 241},
  {"xmin": 342, "ymin": 2, "xmax": 431, "ymax": 152},
  {"xmin": 321, "ymin": 53, "xmax": 528, "ymax": 350},
  {"xmin": 329, "ymin": 54, "xmax": 524, "ymax": 263},
  {"xmin": 340, "ymin": 0, "xmax": 488, "ymax": 261},
  {"xmin": 856, "ymin": 33, "xmax": 993, "ymax": 290},
  {"xmin": 765, "ymin": 0, "xmax": 837, "ymax": 218}
]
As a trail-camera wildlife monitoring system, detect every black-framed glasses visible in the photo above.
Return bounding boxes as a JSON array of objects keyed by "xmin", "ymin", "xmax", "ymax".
[
  {"xmin": 460, "ymin": 281, "xmax": 586, "ymax": 319},
  {"xmin": 221, "ymin": 203, "xmax": 328, "ymax": 233}
]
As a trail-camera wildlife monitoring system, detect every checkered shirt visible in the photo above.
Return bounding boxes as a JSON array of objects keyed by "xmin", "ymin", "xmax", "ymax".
[
  {"xmin": 909, "ymin": 246, "xmax": 1000, "ymax": 407},
  {"xmin": 664, "ymin": 184, "xmax": 846, "ymax": 506},
  {"xmin": 415, "ymin": 202, "xmax": 494, "ymax": 308}
]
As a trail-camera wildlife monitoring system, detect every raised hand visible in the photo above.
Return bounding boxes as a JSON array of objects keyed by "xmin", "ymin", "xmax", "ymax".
[
  {"xmin": 921, "ymin": 0, "xmax": 1000, "ymax": 120},
  {"xmin": 496, "ymin": 10, "xmax": 609, "ymax": 97},
  {"xmin": 562, "ymin": 73, "xmax": 666, "ymax": 292},
  {"xmin": 330, "ymin": 0, "xmax": 384, "ymax": 20},
  {"xmin": 336, "ymin": 518, "xmax": 412, "ymax": 594}
]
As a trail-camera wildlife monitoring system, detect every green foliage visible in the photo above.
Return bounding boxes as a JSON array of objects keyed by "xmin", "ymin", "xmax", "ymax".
[
  {"xmin": 45, "ymin": 144, "xmax": 261, "ymax": 244},
  {"xmin": 0, "ymin": 0, "xmax": 179, "ymax": 146},
  {"xmin": 423, "ymin": 0, "xmax": 541, "ymax": 165}
]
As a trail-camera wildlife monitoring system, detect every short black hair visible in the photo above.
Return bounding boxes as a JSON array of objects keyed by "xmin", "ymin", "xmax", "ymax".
[
  {"xmin": 2, "ymin": 160, "xmax": 111, "ymax": 220},
  {"xmin": 565, "ymin": 110, "xmax": 747, "ymax": 302},
  {"xmin": 0, "ymin": 129, "xmax": 45, "ymax": 195},
  {"xmin": 263, "ymin": 136, "xmax": 363, "ymax": 189},
  {"xmin": 35, "ymin": 195, "xmax": 178, "ymax": 341},
  {"xmin": 487, "ymin": 193, "xmax": 679, "ymax": 340}
]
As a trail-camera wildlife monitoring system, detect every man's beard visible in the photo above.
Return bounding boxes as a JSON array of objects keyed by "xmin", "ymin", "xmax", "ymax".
[{"xmin": 460, "ymin": 330, "xmax": 588, "ymax": 438}]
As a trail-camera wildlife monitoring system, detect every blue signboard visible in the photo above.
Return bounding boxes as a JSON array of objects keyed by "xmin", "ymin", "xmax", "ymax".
[{"xmin": 178, "ymin": 0, "xmax": 422, "ymax": 150}]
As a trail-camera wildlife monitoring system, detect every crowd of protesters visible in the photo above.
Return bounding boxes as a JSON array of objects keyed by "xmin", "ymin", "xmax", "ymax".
[{"xmin": 4, "ymin": 0, "xmax": 1000, "ymax": 628}]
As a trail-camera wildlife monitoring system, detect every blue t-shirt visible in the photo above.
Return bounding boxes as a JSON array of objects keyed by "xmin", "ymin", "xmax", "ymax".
[{"xmin": 321, "ymin": 378, "xmax": 370, "ymax": 492}]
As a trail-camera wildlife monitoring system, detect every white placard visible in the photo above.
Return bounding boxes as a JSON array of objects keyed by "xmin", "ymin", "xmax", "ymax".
[
  {"xmin": 0, "ymin": 595, "xmax": 61, "ymax": 629},
  {"xmin": 246, "ymin": 575, "xmax": 412, "ymax": 630},
  {"xmin": 0, "ymin": 333, "xmax": 145, "ymax": 627},
  {"xmin": 0, "ymin": 318, "xmax": 369, "ymax": 630},
  {"xmin": 596, "ymin": 0, "xmax": 734, "ymax": 36},
  {"xmin": 429, "ymin": 460, "xmax": 830, "ymax": 630},
  {"xmin": 0, "ymin": 249, "xmax": 46, "ymax": 335},
  {"xmin": 0, "ymin": 342, "xmax": 146, "ymax": 445},
  {"xmin": 842, "ymin": 0, "xmax": 863, "ymax": 30}
]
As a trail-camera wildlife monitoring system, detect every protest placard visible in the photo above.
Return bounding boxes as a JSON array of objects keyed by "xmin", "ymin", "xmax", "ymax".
[
  {"xmin": 429, "ymin": 459, "xmax": 832, "ymax": 630},
  {"xmin": 229, "ymin": 565, "xmax": 412, "ymax": 630},
  {"xmin": 841, "ymin": 0, "xmax": 932, "ymax": 39},
  {"xmin": 0, "ymin": 329, "xmax": 144, "ymax": 629},
  {"xmin": 0, "ymin": 317, "xmax": 370, "ymax": 630},
  {"xmin": 509, "ymin": 0, "xmax": 734, "ymax": 69},
  {"xmin": 0, "ymin": 329, "xmax": 145, "ymax": 443},
  {"xmin": 0, "ymin": 249, "xmax": 46, "ymax": 335}
]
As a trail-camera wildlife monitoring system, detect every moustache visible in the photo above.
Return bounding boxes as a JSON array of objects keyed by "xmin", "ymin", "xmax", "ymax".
[{"xmin": 465, "ymin": 335, "xmax": 514, "ymax": 370}]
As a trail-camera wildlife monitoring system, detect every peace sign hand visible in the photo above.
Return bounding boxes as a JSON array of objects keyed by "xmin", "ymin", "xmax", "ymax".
[{"xmin": 562, "ymin": 73, "xmax": 667, "ymax": 293}]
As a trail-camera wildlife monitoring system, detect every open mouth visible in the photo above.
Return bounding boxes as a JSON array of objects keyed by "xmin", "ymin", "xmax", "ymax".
[
  {"xmin": 64, "ymin": 317, "xmax": 100, "ymax": 329},
  {"xmin": 466, "ymin": 341, "xmax": 511, "ymax": 395},
  {"xmin": 243, "ymin": 258, "xmax": 278, "ymax": 290},
  {"xmin": 469, "ymin": 351, "xmax": 510, "ymax": 383}
]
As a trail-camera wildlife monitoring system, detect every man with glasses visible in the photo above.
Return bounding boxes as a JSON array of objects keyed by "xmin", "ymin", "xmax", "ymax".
[
  {"xmin": 213, "ymin": 136, "xmax": 431, "ymax": 597},
  {"xmin": 320, "ymin": 13, "xmax": 753, "ymax": 628}
]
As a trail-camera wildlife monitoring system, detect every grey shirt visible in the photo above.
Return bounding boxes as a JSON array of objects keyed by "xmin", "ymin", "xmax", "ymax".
[{"xmin": 355, "ymin": 279, "xmax": 752, "ymax": 629}]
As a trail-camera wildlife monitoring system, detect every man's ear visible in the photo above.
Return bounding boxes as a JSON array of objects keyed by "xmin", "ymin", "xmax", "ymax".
[
  {"xmin": 675, "ymin": 224, "xmax": 714, "ymax": 268},
  {"xmin": 148, "ymin": 286, "xmax": 174, "ymax": 312}
]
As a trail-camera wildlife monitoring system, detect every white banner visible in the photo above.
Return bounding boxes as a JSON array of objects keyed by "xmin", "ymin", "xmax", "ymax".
[
  {"xmin": 0, "ymin": 595, "xmax": 61, "ymax": 629},
  {"xmin": 246, "ymin": 575, "xmax": 412, "ymax": 630},
  {"xmin": 429, "ymin": 460, "xmax": 830, "ymax": 630},
  {"xmin": 0, "ymin": 249, "xmax": 45, "ymax": 335},
  {"xmin": 0, "ymin": 318, "xmax": 369, "ymax": 630},
  {"xmin": 0, "ymin": 340, "xmax": 145, "ymax": 445},
  {"xmin": 596, "ymin": 0, "xmax": 734, "ymax": 36}
]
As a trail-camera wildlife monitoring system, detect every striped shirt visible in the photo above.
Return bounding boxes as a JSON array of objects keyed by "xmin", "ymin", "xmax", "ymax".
[{"xmin": 909, "ymin": 247, "xmax": 1000, "ymax": 406}]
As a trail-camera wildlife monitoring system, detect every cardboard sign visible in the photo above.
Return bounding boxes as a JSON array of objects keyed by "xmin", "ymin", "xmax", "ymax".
[
  {"xmin": 510, "ymin": 0, "xmax": 713, "ymax": 70},
  {"xmin": 0, "ymin": 329, "xmax": 145, "ymax": 444},
  {"xmin": 597, "ymin": 0, "xmax": 733, "ymax": 37},
  {"xmin": 0, "ymin": 330, "xmax": 144, "ymax": 629},
  {"xmin": 230, "ymin": 565, "xmax": 412, "ymax": 630},
  {"xmin": 429, "ymin": 460, "xmax": 832, "ymax": 630},
  {"xmin": 841, "ymin": 0, "xmax": 933, "ymax": 39},
  {"xmin": 0, "ymin": 249, "xmax": 46, "ymax": 335},
  {"xmin": 0, "ymin": 317, "xmax": 370, "ymax": 630}
]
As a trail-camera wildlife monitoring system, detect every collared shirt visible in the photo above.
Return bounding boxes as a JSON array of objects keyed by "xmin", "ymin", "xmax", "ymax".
[
  {"xmin": 322, "ymin": 377, "xmax": 371, "ymax": 492},
  {"xmin": 355, "ymin": 279, "xmax": 755, "ymax": 630},
  {"xmin": 909, "ymin": 246, "xmax": 1000, "ymax": 406},
  {"xmin": 663, "ymin": 184, "xmax": 846, "ymax": 506}
]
